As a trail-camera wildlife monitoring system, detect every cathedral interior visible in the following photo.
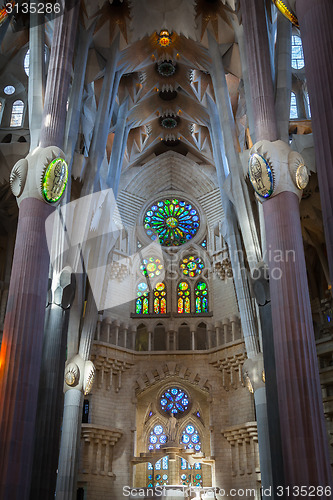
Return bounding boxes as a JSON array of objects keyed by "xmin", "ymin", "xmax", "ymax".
[{"xmin": 0, "ymin": 0, "xmax": 332, "ymax": 499}]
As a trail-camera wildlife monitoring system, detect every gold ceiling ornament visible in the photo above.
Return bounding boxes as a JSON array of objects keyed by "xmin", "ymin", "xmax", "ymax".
[
  {"xmin": 158, "ymin": 29, "xmax": 173, "ymax": 47},
  {"xmin": 195, "ymin": 0, "xmax": 233, "ymax": 41},
  {"xmin": 272, "ymin": 0, "xmax": 299, "ymax": 28}
]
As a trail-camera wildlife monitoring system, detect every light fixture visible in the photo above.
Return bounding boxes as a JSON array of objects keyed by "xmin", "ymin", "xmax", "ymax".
[{"xmin": 158, "ymin": 30, "xmax": 172, "ymax": 47}]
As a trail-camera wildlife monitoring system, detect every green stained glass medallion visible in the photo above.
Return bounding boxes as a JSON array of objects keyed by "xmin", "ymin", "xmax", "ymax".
[
  {"xmin": 144, "ymin": 198, "xmax": 200, "ymax": 246},
  {"xmin": 180, "ymin": 255, "xmax": 204, "ymax": 277},
  {"xmin": 42, "ymin": 158, "xmax": 68, "ymax": 203}
]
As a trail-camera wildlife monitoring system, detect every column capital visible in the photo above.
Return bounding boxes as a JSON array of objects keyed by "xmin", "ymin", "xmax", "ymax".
[
  {"xmin": 249, "ymin": 140, "xmax": 309, "ymax": 202},
  {"xmin": 10, "ymin": 146, "xmax": 68, "ymax": 207},
  {"xmin": 64, "ymin": 354, "xmax": 96, "ymax": 396}
]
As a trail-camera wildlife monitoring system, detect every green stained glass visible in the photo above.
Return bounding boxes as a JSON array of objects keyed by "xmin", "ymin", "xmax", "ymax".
[
  {"xmin": 136, "ymin": 282, "xmax": 149, "ymax": 314},
  {"xmin": 195, "ymin": 281, "xmax": 208, "ymax": 313},
  {"xmin": 140, "ymin": 257, "xmax": 164, "ymax": 278},
  {"xmin": 42, "ymin": 158, "xmax": 68, "ymax": 203},
  {"xmin": 144, "ymin": 198, "xmax": 200, "ymax": 246},
  {"xmin": 180, "ymin": 255, "xmax": 204, "ymax": 277}
]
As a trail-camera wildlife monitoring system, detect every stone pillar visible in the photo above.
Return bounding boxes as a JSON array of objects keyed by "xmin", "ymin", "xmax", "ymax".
[
  {"xmin": 123, "ymin": 324, "xmax": 128, "ymax": 348},
  {"xmin": 96, "ymin": 314, "xmax": 103, "ymax": 341},
  {"xmin": 294, "ymin": 0, "xmax": 333, "ymax": 288},
  {"xmin": 239, "ymin": 0, "xmax": 278, "ymax": 142},
  {"xmin": 249, "ymin": 139, "xmax": 332, "ymax": 489},
  {"xmin": 30, "ymin": 268, "xmax": 75, "ymax": 500},
  {"xmin": 28, "ymin": 12, "xmax": 45, "ymax": 151},
  {"xmin": 55, "ymin": 389, "xmax": 83, "ymax": 500},
  {"xmin": 148, "ymin": 331, "xmax": 153, "ymax": 351},
  {"xmin": 222, "ymin": 318, "xmax": 230, "ymax": 344},
  {"xmin": 114, "ymin": 320, "xmax": 120, "ymax": 346},
  {"xmin": 243, "ymin": 355, "xmax": 273, "ymax": 497},
  {"xmin": 191, "ymin": 331, "xmax": 196, "ymax": 351},
  {"xmin": 215, "ymin": 321, "xmax": 222, "ymax": 346}
]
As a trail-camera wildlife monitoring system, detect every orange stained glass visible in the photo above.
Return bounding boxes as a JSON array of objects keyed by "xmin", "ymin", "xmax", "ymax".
[
  {"xmin": 178, "ymin": 297, "xmax": 183, "ymax": 314},
  {"xmin": 185, "ymin": 297, "xmax": 190, "ymax": 314},
  {"xmin": 161, "ymin": 298, "xmax": 167, "ymax": 314}
]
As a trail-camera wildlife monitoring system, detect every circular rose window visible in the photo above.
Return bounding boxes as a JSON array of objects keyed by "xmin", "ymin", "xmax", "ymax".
[{"xmin": 144, "ymin": 198, "xmax": 200, "ymax": 247}]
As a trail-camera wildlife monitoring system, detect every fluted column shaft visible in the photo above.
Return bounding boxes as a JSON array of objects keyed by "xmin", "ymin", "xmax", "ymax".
[
  {"xmin": 39, "ymin": 2, "xmax": 79, "ymax": 149},
  {"xmin": 264, "ymin": 193, "xmax": 332, "ymax": 487},
  {"xmin": 239, "ymin": 0, "xmax": 278, "ymax": 142},
  {"xmin": 0, "ymin": 4, "xmax": 79, "ymax": 498},
  {"xmin": 0, "ymin": 199, "xmax": 53, "ymax": 500},
  {"xmin": 28, "ymin": 13, "xmax": 45, "ymax": 151},
  {"xmin": 295, "ymin": 0, "xmax": 333, "ymax": 288},
  {"xmin": 55, "ymin": 390, "xmax": 83, "ymax": 500}
]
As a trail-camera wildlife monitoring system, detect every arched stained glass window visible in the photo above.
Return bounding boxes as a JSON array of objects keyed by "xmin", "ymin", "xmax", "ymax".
[
  {"xmin": 178, "ymin": 281, "xmax": 191, "ymax": 314},
  {"xmin": 136, "ymin": 282, "xmax": 149, "ymax": 314},
  {"xmin": 291, "ymin": 35, "xmax": 304, "ymax": 70},
  {"xmin": 160, "ymin": 387, "xmax": 190, "ymax": 415},
  {"xmin": 148, "ymin": 424, "xmax": 168, "ymax": 451},
  {"xmin": 195, "ymin": 281, "xmax": 208, "ymax": 313},
  {"xmin": 180, "ymin": 255, "xmax": 204, "ymax": 278},
  {"xmin": 147, "ymin": 457, "xmax": 169, "ymax": 487},
  {"xmin": 140, "ymin": 257, "xmax": 164, "ymax": 278},
  {"xmin": 180, "ymin": 459, "xmax": 202, "ymax": 486},
  {"xmin": 144, "ymin": 198, "xmax": 200, "ymax": 246},
  {"xmin": 153, "ymin": 282, "xmax": 167, "ymax": 314},
  {"xmin": 10, "ymin": 100, "xmax": 24, "ymax": 127},
  {"xmin": 181, "ymin": 424, "xmax": 202, "ymax": 452},
  {"xmin": 290, "ymin": 92, "xmax": 298, "ymax": 119}
]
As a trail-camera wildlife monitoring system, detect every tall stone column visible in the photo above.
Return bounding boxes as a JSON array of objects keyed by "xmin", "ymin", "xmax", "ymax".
[
  {"xmin": 249, "ymin": 140, "xmax": 332, "ymax": 489},
  {"xmin": 294, "ymin": 0, "xmax": 333, "ymax": 289},
  {"xmin": 0, "ymin": 4, "xmax": 79, "ymax": 498},
  {"xmin": 241, "ymin": 0, "xmax": 331, "ymax": 489}
]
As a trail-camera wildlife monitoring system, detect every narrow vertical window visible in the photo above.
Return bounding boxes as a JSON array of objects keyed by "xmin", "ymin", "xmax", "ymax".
[
  {"xmin": 290, "ymin": 92, "xmax": 298, "ymax": 119},
  {"xmin": 195, "ymin": 281, "xmax": 208, "ymax": 313},
  {"xmin": 291, "ymin": 35, "xmax": 304, "ymax": 70},
  {"xmin": 153, "ymin": 282, "xmax": 167, "ymax": 314},
  {"xmin": 10, "ymin": 100, "xmax": 24, "ymax": 127},
  {"xmin": 306, "ymin": 92, "xmax": 311, "ymax": 118},
  {"xmin": 178, "ymin": 281, "xmax": 191, "ymax": 314},
  {"xmin": 136, "ymin": 282, "xmax": 149, "ymax": 314}
]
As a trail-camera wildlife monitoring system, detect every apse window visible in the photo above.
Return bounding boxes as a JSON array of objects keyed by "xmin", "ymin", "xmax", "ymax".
[
  {"xmin": 24, "ymin": 47, "xmax": 48, "ymax": 76},
  {"xmin": 4, "ymin": 85, "xmax": 15, "ymax": 95},
  {"xmin": 10, "ymin": 100, "xmax": 24, "ymax": 127},
  {"xmin": 291, "ymin": 35, "xmax": 305, "ymax": 70},
  {"xmin": 290, "ymin": 92, "xmax": 298, "ymax": 119}
]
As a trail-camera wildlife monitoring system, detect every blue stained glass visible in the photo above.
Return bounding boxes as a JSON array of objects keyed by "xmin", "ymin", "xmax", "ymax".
[
  {"xmin": 150, "ymin": 435, "xmax": 157, "ymax": 444},
  {"xmin": 160, "ymin": 435, "xmax": 167, "ymax": 443},
  {"xmin": 148, "ymin": 463, "xmax": 153, "ymax": 470},
  {"xmin": 195, "ymin": 444, "xmax": 201, "ymax": 451},
  {"xmin": 149, "ymin": 445, "xmax": 153, "ymax": 451},
  {"xmin": 154, "ymin": 425, "xmax": 163, "ymax": 435},
  {"xmin": 186, "ymin": 425, "xmax": 195, "ymax": 434},
  {"xmin": 156, "ymin": 474, "xmax": 161, "ymax": 480},
  {"xmin": 195, "ymin": 463, "xmax": 201, "ymax": 469},
  {"xmin": 160, "ymin": 387, "xmax": 190, "ymax": 414},
  {"xmin": 181, "ymin": 474, "xmax": 187, "ymax": 480},
  {"xmin": 196, "ymin": 412, "xmax": 201, "ymax": 418},
  {"xmin": 156, "ymin": 444, "xmax": 161, "ymax": 449},
  {"xmin": 148, "ymin": 483, "xmax": 153, "ymax": 487},
  {"xmin": 191, "ymin": 434, "xmax": 200, "ymax": 443},
  {"xmin": 162, "ymin": 456, "xmax": 168, "ymax": 469},
  {"xmin": 182, "ymin": 434, "xmax": 190, "ymax": 443},
  {"xmin": 163, "ymin": 474, "xmax": 168, "ymax": 480},
  {"xmin": 156, "ymin": 461, "xmax": 161, "ymax": 470},
  {"xmin": 148, "ymin": 474, "xmax": 152, "ymax": 480}
]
